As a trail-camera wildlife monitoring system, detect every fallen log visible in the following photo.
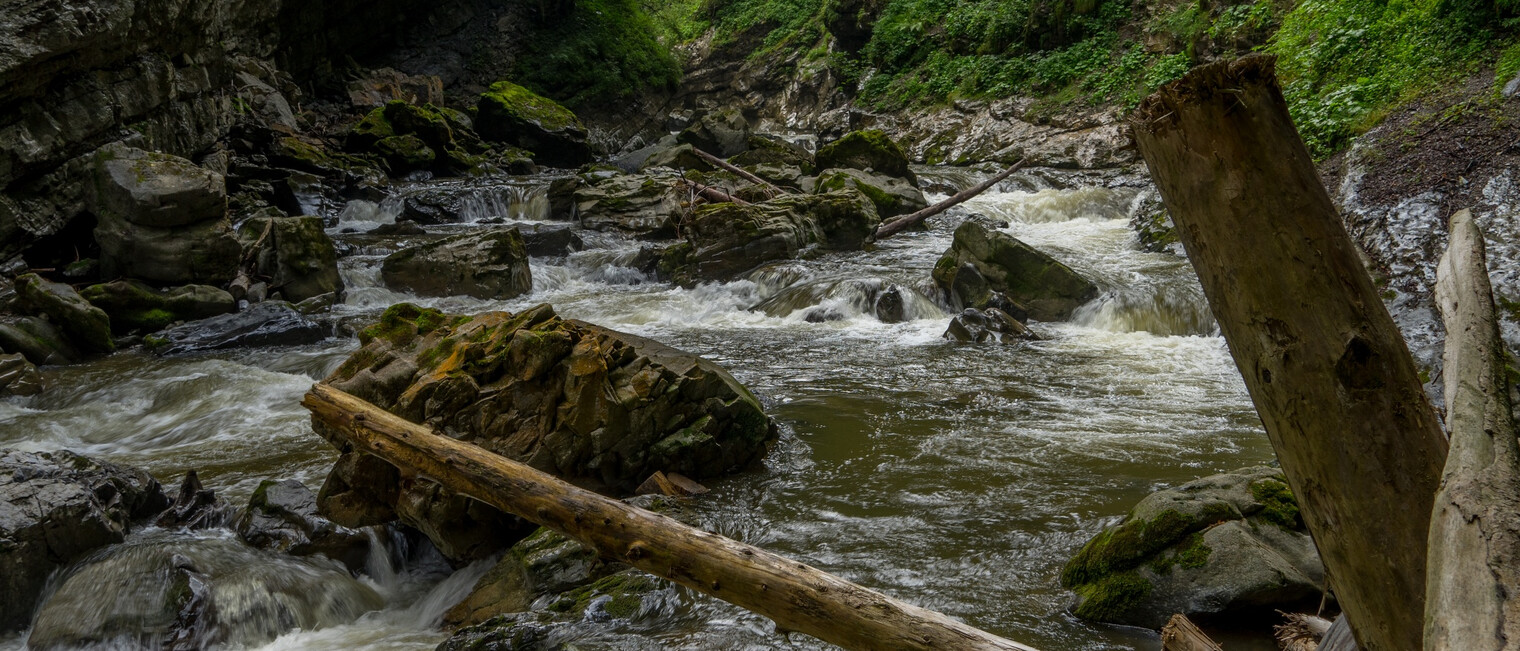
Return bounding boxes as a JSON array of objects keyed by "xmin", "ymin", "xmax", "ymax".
[
  {"xmin": 683, "ymin": 179, "xmax": 749, "ymax": 206},
  {"xmin": 1425, "ymin": 208, "xmax": 1520, "ymax": 650},
  {"xmin": 1160, "ymin": 614, "xmax": 1222, "ymax": 651},
  {"xmin": 1129, "ymin": 54, "xmax": 1447, "ymax": 651},
  {"xmin": 303, "ymin": 383, "xmax": 1038, "ymax": 651},
  {"xmin": 874, "ymin": 158, "xmax": 1027, "ymax": 239},
  {"xmin": 692, "ymin": 147, "xmax": 788, "ymax": 198}
]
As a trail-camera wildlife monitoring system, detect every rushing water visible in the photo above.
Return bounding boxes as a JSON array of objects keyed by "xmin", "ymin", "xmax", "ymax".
[{"xmin": 0, "ymin": 166, "xmax": 1275, "ymax": 650}]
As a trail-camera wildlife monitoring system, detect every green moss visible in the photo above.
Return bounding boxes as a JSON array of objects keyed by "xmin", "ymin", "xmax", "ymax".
[
  {"xmin": 547, "ymin": 571, "xmax": 660, "ymax": 618},
  {"xmin": 348, "ymin": 107, "xmax": 396, "ymax": 150},
  {"xmin": 1151, "ymin": 532, "xmax": 1213, "ymax": 573},
  {"xmin": 1250, "ymin": 478, "xmax": 1303, "ymax": 531},
  {"xmin": 1061, "ymin": 508, "xmax": 1198, "ymax": 587},
  {"xmin": 1072, "ymin": 571, "xmax": 1151, "ymax": 621},
  {"xmin": 359, "ymin": 303, "xmax": 451, "ymax": 347},
  {"xmin": 478, "ymin": 82, "xmax": 582, "ymax": 132},
  {"xmin": 375, "ymin": 135, "xmax": 436, "ymax": 169}
]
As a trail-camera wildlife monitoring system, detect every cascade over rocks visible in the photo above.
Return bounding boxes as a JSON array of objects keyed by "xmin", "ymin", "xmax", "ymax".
[
  {"xmin": 314, "ymin": 303, "xmax": 776, "ymax": 562},
  {"xmin": 89, "ymin": 146, "xmax": 241, "ymax": 286},
  {"xmin": 475, "ymin": 82, "xmax": 593, "ymax": 168},
  {"xmin": 1060, "ymin": 467, "xmax": 1326, "ymax": 630},
  {"xmin": 237, "ymin": 216, "xmax": 345, "ymax": 304},
  {"xmin": 380, "ymin": 228, "xmax": 533, "ymax": 300},
  {"xmin": 81, "ymin": 281, "xmax": 235, "ymax": 335},
  {"xmin": 933, "ymin": 221, "xmax": 1098, "ymax": 321},
  {"xmin": 0, "ymin": 449, "xmax": 171, "ymax": 632}
]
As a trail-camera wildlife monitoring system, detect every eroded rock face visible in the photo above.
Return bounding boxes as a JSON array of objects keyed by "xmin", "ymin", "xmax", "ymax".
[
  {"xmin": 0, "ymin": 449, "xmax": 171, "ymax": 632},
  {"xmin": 1060, "ymin": 467, "xmax": 1325, "ymax": 630},
  {"xmin": 89, "ymin": 146, "xmax": 240, "ymax": 285},
  {"xmin": 237, "ymin": 216, "xmax": 344, "ymax": 304},
  {"xmin": 315, "ymin": 303, "xmax": 775, "ymax": 562},
  {"xmin": 475, "ymin": 82, "xmax": 593, "ymax": 168},
  {"xmin": 933, "ymin": 221, "xmax": 1098, "ymax": 321},
  {"xmin": 380, "ymin": 229, "xmax": 532, "ymax": 300}
]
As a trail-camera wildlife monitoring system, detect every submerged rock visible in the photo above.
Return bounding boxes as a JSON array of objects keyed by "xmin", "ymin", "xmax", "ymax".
[
  {"xmin": 518, "ymin": 224, "xmax": 584, "ymax": 258},
  {"xmin": 475, "ymin": 82, "xmax": 593, "ymax": 168},
  {"xmin": 944, "ymin": 307, "xmax": 1037, "ymax": 344},
  {"xmin": 81, "ymin": 280, "xmax": 235, "ymax": 335},
  {"xmin": 234, "ymin": 479, "xmax": 371, "ymax": 573},
  {"xmin": 933, "ymin": 221, "xmax": 1098, "ymax": 321},
  {"xmin": 380, "ymin": 229, "xmax": 533, "ymax": 300},
  {"xmin": 315, "ymin": 303, "xmax": 775, "ymax": 562},
  {"xmin": 0, "ymin": 449, "xmax": 171, "ymax": 632},
  {"xmin": 444, "ymin": 527, "xmax": 623, "ymax": 628},
  {"xmin": 14, "ymin": 273, "xmax": 114, "ymax": 354},
  {"xmin": 815, "ymin": 129, "xmax": 916, "ymax": 184},
  {"xmin": 89, "ymin": 146, "xmax": 240, "ymax": 285},
  {"xmin": 0, "ymin": 353, "xmax": 43, "ymax": 396},
  {"xmin": 27, "ymin": 531, "xmax": 384, "ymax": 650},
  {"xmin": 439, "ymin": 566, "xmax": 674, "ymax": 651},
  {"xmin": 148, "ymin": 301, "xmax": 327, "ymax": 356},
  {"xmin": 238, "ymin": 216, "xmax": 345, "ymax": 304},
  {"xmin": 1060, "ymin": 467, "xmax": 1325, "ymax": 629}
]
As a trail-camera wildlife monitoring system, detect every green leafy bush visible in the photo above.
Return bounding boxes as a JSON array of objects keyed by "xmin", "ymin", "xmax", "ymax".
[{"xmin": 513, "ymin": 0, "xmax": 683, "ymax": 108}]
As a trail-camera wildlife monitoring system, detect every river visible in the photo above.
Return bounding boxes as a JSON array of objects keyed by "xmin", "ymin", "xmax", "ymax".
[{"xmin": 0, "ymin": 166, "xmax": 1274, "ymax": 650}]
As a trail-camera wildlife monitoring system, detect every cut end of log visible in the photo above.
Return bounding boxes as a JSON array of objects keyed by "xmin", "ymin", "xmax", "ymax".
[
  {"xmin": 1160, "ymin": 613, "xmax": 1223, "ymax": 651},
  {"xmin": 1131, "ymin": 54, "xmax": 1279, "ymax": 137}
]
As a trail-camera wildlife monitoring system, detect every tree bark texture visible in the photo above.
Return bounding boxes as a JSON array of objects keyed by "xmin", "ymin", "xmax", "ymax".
[
  {"xmin": 1129, "ymin": 54, "xmax": 1448, "ymax": 651},
  {"xmin": 303, "ymin": 383, "xmax": 1039, "ymax": 651},
  {"xmin": 1425, "ymin": 208, "xmax": 1520, "ymax": 651}
]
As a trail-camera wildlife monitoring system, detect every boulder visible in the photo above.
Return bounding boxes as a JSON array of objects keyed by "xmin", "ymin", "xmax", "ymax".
[
  {"xmin": 814, "ymin": 168, "xmax": 928, "ymax": 219},
  {"xmin": 315, "ymin": 303, "xmax": 775, "ymax": 562},
  {"xmin": 438, "ymin": 569, "xmax": 672, "ymax": 651},
  {"xmin": 13, "ymin": 274, "xmax": 113, "ymax": 354},
  {"xmin": 0, "ymin": 316, "xmax": 81, "ymax": 365},
  {"xmin": 237, "ymin": 216, "xmax": 345, "ymax": 304},
  {"xmin": 346, "ymin": 101, "xmax": 488, "ymax": 177},
  {"xmin": 729, "ymin": 135, "xmax": 815, "ymax": 173},
  {"xmin": 234, "ymin": 479, "xmax": 371, "ymax": 573},
  {"xmin": 443, "ymin": 527, "xmax": 623, "ymax": 628},
  {"xmin": 153, "ymin": 471, "xmax": 229, "ymax": 531},
  {"xmin": 0, "ymin": 449, "xmax": 170, "ymax": 632},
  {"xmin": 639, "ymin": 143, "xmax": 714, "ymax": 172},
  {"xmin": 1060, "ymin": 467, "xmax": 1326, "ymax": 629},
  {"xmin": 572, "ymin": 172, "xmax": 683, "ymax": 238},
  {"xmin": 90, "ymin": 146, "xmax": 240, "ymax": 286},
  {"xmin": 944, "ymin": 308, "xmax": 1037, "ymax": 344},
  {"xmin": 475, "ymin": 82, "xmax": 593, "ymax": 168},
  {"xmin": 147, "ymin": 301, "xmax": 327, "ymax": 356},
  {"xmin": 380, "ymin": 229, "xmax": 533, "ymax": 300},
  {"xmin": 815, "ymin": 129, "xmax": 916, "ymax": 184},
  {"xmin": 933, "ymin": 221, "xmax": 1098, "ymax": 321},
  {"xmin": 657, "ymin": 190, "xmax": 879, "ymax": 287},
  {"xmin": 676, "ymin": 108, "xmax": 750, "ymax": 158},
  {"xmin": 81, "ymin": 281, "xmax": 235, "ymax": 335},
  {"xmin": 0, "ymin": 353, "xmax": 43, "ymax": 396},
  {"xmin": 519, "ymin": 224, "xmax": 584, "ymax": 257}
]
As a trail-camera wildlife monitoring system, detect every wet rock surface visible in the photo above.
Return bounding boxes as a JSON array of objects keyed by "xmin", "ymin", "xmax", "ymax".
[
  {"xmin": 149, "ymin": 301, "xmax": 327, "ymax": 356},
  {"xmin": 944, "ymin": 307, "xmax": 1037, "ymax": 344},
  {"xmin": 81, "ymin": 280, "xmax": 236, "ymax": 335},
  {"xmin": 934, "ymin": 221, "xmax": 1098, "ymax": 321},
  {"xmin": 0, "ymin": 449, "xmax": 171, "ymax": 631},
  {"xmin": 234, "ymin": 479, "xmax": 372, "ymax": 572},
  {"xmin": 0, "ymin": 353, "xmax": 44, "ymax": 396},
  {"xmin": 237, "ymin": 216, "xmax": 345, "ymax": 304},
  {"xmin": 381, "ymin": 228, "xmax": 533, "ymax": 299},
  {"xmin": 1060, "ymin": 467, "xmax": 1325, "ymax": 630}
]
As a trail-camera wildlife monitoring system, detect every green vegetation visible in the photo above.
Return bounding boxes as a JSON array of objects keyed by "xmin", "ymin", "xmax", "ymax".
[
  {"xmin": 1250, "ymin": 477, "xmax": 1304, "ymax": 530},
  {"xmin": 513, "ymin": 0, "xmax": 682, "ymax": 108},
  {"xmin": 478, "ymin": 82, "xmax": 582, "ymax": 133},
  {"xmin": 1071, "ymin": 571, "xmax": 1152, "ymax": 620}
]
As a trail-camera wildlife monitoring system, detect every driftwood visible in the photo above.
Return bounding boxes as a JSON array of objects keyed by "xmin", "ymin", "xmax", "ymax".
[
  {"xmin": 303, "ymin": 384, "xmax": 1038, "ymax": 651},
  {"xmin": 683, "ymin": 179, "xmax": 749, "ymax": 206},
  {"xmin": 1425, "ymin": 208, "xmax": 1520, "ymax": 650},
  {"xmin": 691, "ymin": 147, "xmax": 788, "ymax": 199},
  {"xmin": 1160, "ymin": 614, "xmax": 1222, "ymax": 651},
  {"xmin": 1277, "ymin": 612, "xmax": 1334, "ymax": 651},
  {"xmin": 874, "ymin": 158, "xmax": 1027, "ymax": 239},
  {"xmin": 1130, "ymin": 54, "xmax": 1448, "ymax": 651}
]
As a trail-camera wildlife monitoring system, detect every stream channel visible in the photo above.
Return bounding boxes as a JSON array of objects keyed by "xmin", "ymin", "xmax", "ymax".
[{"xmin": 0, "ymin": 165, "xmax": 1274, "ymax": 650}]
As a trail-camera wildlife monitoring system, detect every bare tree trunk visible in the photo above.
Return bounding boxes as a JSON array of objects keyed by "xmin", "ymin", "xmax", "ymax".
[
  {"xmin": 692, "ymin": 147, "xmax": 788, "ymax": 198},
  {"xmin": 304, "ymin": 384, "xmax": 1039, "ymax": 651},
  {"xmin": 1129, "ymin": 54, "xmax": 1448, "ymax": 651},
  {"xmin": 1425, "ymin": 208, "xmax": 1520, "ymax": 650},
  {"xmin": 875, "ymin": 159, "xmax": 1026, "ymax": 239}
]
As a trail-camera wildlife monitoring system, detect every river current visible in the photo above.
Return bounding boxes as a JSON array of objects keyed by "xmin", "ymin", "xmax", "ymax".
[{"xmin": 0, "ymin": 166, "xmax": 1274, "ymax": 650}]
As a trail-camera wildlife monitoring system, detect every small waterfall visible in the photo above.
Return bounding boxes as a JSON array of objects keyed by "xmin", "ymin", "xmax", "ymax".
[
  {"xmin": 1072, "ymin": 289, "xmax": 1217, "ymax": 337},
  {"xmin": 336, "ymin": 198, "xmax": 404, "ymax": 230},
  {"xmin": 456, "ymin": 183, "xmax": 550, "ymax": 223}
]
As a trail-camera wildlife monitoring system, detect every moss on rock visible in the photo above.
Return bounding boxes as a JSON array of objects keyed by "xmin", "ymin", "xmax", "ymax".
[
  {"xmin": 1072, "ymin": 572, "xmax": 1152, "ymax": 621},
  {"xmin": 1250, "ymin": 478, "xmax": 1303, "ymax": 531},
  {"xmin": 816, "ymin": 129, "xmax": 915, "ymax": 182}
]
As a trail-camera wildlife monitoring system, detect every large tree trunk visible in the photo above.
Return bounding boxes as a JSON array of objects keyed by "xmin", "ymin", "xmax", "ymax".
[
  {"xmin": 1129, "ymin": 54, "xmax": 1448, "ymax": 651},
  {"xmin": 303, "ymin": 383, "xmax": 1039, "ymax": 651},
  {"xmin": 1425, "ymin": 208, "xmax": 1520, "ymax": 650}
]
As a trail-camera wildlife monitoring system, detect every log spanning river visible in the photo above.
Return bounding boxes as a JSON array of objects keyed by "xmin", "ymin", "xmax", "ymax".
[{"xmin": 0, "ymin": 166, "xmax": 1274, "ymax": 650}]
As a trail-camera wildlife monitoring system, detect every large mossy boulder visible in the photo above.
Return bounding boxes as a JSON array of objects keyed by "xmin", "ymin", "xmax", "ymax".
[
  {"xmin": 933, "ymin": 221, "xmax": 1098, "ymax": 321},
  {"xmin": 572, "ymin": 172, "xmax": 683, "ymax": 237},
  {"xmin": 658, "ymin": 190, "xmax": 879, "ymax": 287},
  {"xmin": 0, "ymin": 316, "xmax": 80, "ymax": 365},
  {"xmin": 81, "ymin": 281, "xmax": 235, "ymax": 335},
  {"xmin": 237, "ymin": 216, "xmax": 344, "ymax": 304},
  {"xmin": 729, "ymin": 135, "xmax": 815, "ymax": 173},
  {"xmin": 14, "ymin": 274, "xmax": 114, "ymax": 354},
  {"xmin": 0, "ymin": 449, "xmax": 170, "ymax": 632},
  {"xmin": 315, "ymin": 303, "xmax": 776, "ymax": 562},
  {"xmin": 814, "ymin": 168, "xmax": 928, "ymax": 219},
  {"xmin": 1060, "ymin": 467, "xmax": 1325, "ymax": 630},
  {"xmin": 380, "ymin": 229, "xmax": 532, "ymax": 300},
  {"xmin": 475, "ymin": 82, "xmax": 593, "ymax": 168},
  {"xmin": 815, "ymin": 129, "xmax": 915, "ymax": 184},
  {"xmin": 89, "ymin": 146, "xmax": 240, "ymax": 285},
  {"xmin": 676, "ymin": 108, "xmax": 750, "ymax": 158}
]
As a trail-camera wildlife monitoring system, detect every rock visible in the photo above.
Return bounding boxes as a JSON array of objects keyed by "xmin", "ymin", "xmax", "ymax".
[
  {"xmin": 443, "ymin": 526, "xmax": 623, "ymax": 628},
  {"xmin": 933, "ymin": 221, "xmax": 1098, "ymax": 321},
  {"xmin": 814, "ymin": 168, "xmax": 928, "ymax": 218},
  {"xmin": 475, "ymin": 82, "xmax": 593, "ymax": 168},
  {"xmin": 572, "ymin": 172, "xmax": 683, "ymax": 237},
  {"xmin": 347, "ymin": 101, "xmax": 487, "ymax": 177},
  {"xmin": 148, "ymin": 301, "xmax": 327, "ymax": 356},
  {"xmin": 658, "ymin": 190, "xmax": 879, "ymax": 287},
  {"xmin": 89, "ymin": 146, "xmax": 240, "ymax": 286},
  {"xmin": 815, "ymin": 129, "xmax": 916, "ymax": 184},
  {"xmin": 81, "ymin": 280, "xmax": 236, "ymax": 335},
  {"xmin": 639, "ymin": 143, "xmax": 714, "ymax": 172},
  {"xmin": 315, "ymin": 303, "xmax": 775, "ymax": 562},
  {"xmin": 26, "ymin": 531, "xmax": 384, "ymax": 650},
  {"xmin": 346, "ymin": 68, "xmax": 445, "ymax": 108},
  {"xmin": 380, "ymin": 229, "xmax": 532, "ymax": 300},
  {"xmin": 153, "ymin": 471, "xmax": 229, "ymax": 530},
  {"xmin": 0, "ymin": 316, "xmax": 81, "ymax": 365},
  {"xmin": 1060, "ymin": 467, "xmax": 1325, "ymax": 629},
  {"xmin": 943, "ymin": 308, "xmax": 1037, "ymax": 343},
  {"xmin": 518, "ymin": 225, "xmax": 584, "ymax": 257},
  {"xmin": 0, "ymin": 353, "xmax": 43, "ymax": 396},
  {"xmin": 438, "ymin": 569, "xmax": 672, "ymax": 651},
  {"xmin": 729, "ymin": 135, "xmax": 815, "ymax": 173},
  {"xmin": 234, "ymin": 479, "xmax": 371, "ymax": 573},
  {"xmin": 676, "ymin": 108, "xmax": 750, "ymax": 158},
  {"xmin": 237, "ymin": 216, "xmax": 345, "ymax": 304},
  {"xmin": 0, "ymin": 449, "xmax": 170, "ymax": 632},
  {"xmin": 13, "ymin": 274, "xmax": 113, "ymax": 354},
  {"xmin": 372, "ymin": 221, "xmax": 427, "ymax": 236}
]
